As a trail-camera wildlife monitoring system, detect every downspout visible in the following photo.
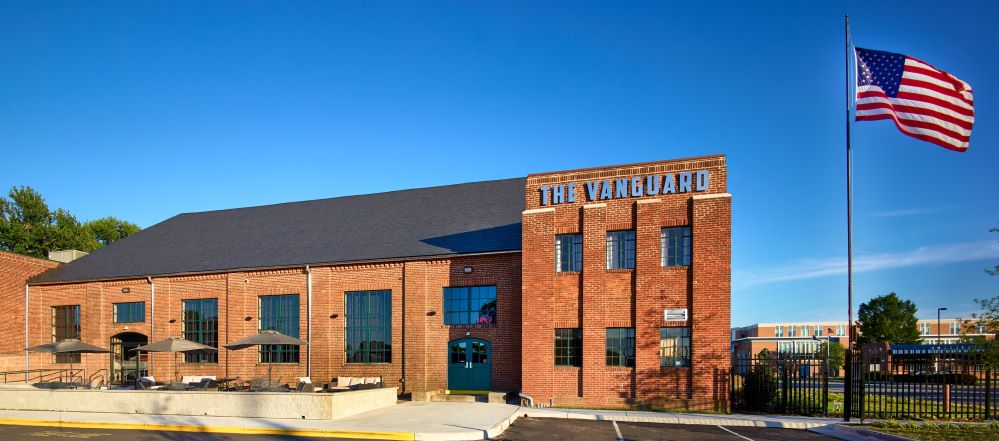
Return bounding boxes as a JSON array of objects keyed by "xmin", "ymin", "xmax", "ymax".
[
  {"xmin": 401, "ymin": 262, "xmax": 406, "ymax": 394},
  {"xmin": 24, "ymin": 284, "xmax": 29, "ymax": 383},
  {"xmin": 147, "ymin": 276, "xmax": 154, "ymax": 373},
  {"xmin": 305, "ymin": 265, "xmax": 312, "ymax": 378}
]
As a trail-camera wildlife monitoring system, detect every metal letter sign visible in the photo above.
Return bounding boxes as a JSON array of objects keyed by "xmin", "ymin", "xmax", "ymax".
[{"xmin": 540, "ymin": 170, "xmax": 711, "ymax": 206}]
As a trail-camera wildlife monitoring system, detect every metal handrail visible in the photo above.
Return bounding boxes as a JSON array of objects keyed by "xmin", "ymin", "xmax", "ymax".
[{"xmin": 0, "ymin": 368, "xmax": 83, "ymax": 384}]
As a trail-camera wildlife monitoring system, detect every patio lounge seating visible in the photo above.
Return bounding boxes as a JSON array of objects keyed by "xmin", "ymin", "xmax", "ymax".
[
  {"xmin": 295, "ymin": 377, "xmax": 316, "ymax": 393},
  {"xmin": 188, "ymin": 378, "xmax": 219, "ymax": 391},
  {"xmin": 248, "ymin": 377, "xmax": 286, "ymax": 392},
  {"xmin": 326, "ymin": 376, "xmax": 382, "ymax": 392},
  {"xmin": 138, "ymin": 376, "xmax": 165, "ymax": 390}
]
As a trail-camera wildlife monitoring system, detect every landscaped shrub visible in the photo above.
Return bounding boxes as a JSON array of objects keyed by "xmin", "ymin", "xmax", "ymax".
[{"xmin": 743, "ymin": 363, "xmax": 780, "ymax": 413}]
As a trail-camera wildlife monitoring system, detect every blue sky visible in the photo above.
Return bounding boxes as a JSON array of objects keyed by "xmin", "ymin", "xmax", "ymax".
[{"xmin": 1, "ymin": 1, "xmax": 996, "ymax": 326}]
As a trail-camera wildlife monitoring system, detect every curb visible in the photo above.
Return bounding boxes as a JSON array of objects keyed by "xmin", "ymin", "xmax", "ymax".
[{"xmin": 0, "ymin": 418, "xmax": 415, "ymax": 440}]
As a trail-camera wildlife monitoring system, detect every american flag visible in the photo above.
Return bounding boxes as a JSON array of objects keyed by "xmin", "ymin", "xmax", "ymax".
[{"xmin": 854, "ymin": 47, "xmax": 974, "ymax": 152}]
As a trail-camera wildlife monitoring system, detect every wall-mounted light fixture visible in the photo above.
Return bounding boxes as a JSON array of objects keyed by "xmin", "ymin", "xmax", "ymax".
[
  {"xmin": 168, "ymin": 319, "xmax": 176, "ymax": 324},
  {"xmin": 426, "ymin": 311, "xmax": 436, "ymax": 316},
  {"xmin": 463, "ymin": 266, "xmax": 473, "ymax": 273},
  {"xmin": 121, "ymin": 288, "xmax": 130, "ymax": 293},
  {"xmin": 244, "ymin": 316, "xmax": 253, "ymax": 321},
  {"xmin": 330, "ymin": 314, "xmax": 339, "ymax": 319}
]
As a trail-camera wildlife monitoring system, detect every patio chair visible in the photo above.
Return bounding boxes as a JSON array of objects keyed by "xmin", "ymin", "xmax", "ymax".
[
  {"xmin": 188, "ymin": 378, "xmax": 219, "ymax": 391},
  {"xmin": 247, "ymin": 377, "xmax": 267, "ymax": 392}
]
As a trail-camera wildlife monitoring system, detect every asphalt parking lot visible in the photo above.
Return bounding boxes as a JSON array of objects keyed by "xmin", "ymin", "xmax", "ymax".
[{"xmin": 496, "ymin": 417, "xmax": 836, "ymax": 441}]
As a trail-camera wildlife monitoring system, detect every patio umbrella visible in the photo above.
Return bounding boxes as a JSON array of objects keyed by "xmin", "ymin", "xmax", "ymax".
[
  {"xmin": 27, "ymin": 339, "xmax": 110, "ymax": 384},
  {"xmin": 224, "ymin": 330, "xmax": 306, "ymax": 387},
  {"xmin": 132, "ymin": 336, "xmax": 218, "ymax": 383}
]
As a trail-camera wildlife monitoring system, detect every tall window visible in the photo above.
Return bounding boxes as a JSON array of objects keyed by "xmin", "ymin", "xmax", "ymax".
[
  {"xmin": 554, "ymin": 328, "xmax": 582, "ymax": 367},
  {"xmin": 837, "ymin": 324, "xmax": 846, "ymax": 336},
  {"xmin": 661, "ymin": 226, "xmax": 691, "ymax": 266},
  {"xmin": 555, "ymin": 234, "xmax": 583, "ymax": 272},
  {"xmin": 774, "ymin": 325, "xmax": 784, "ymax": 337},
  {"xmin": 606, "ymin": 230, "xmax": 635, "ymax": 269},
  {"xmin": 660, "ymin": 327, "xmax": 690, "ymax": 367},
  {"xmin": 977, "ymin": 323, "xmax": 988, "ymax": 334},
  {"xmin": 800, "ymin": 325, "xmax": 809, "ymax": 337},
  {"xmin": 183, "ymin": 299, "xmax": 218, "ymax": 363},
  {"xmin": 52, "ymin": 305, "xmax": 80, "ymax": 364},
  {"xmin": 259, "ymin": 294, "xmax": 300, "ymax": 363},
  {"xmin": 443, "ymin": 286, "xmax": 497, "ymax": 325},
  {"xmin": 605, "ymin": 328, "xmax": 635, "ymax": 367},
  {"xmin": 113, "ymin": 302, "xmax": 145, "ymax": 323},
  {"xmin": 949, "ymin": 321, "xmax": 961, "ymax": 335},
  {"xmin": 920, "ymin": 323, "xmax": 931, "ymax": 335},
  {"xmin": 788, "ymin": 325, "xmax": 797, "ymax": 337},
  {"xmin": 815, "ymin": 327, "xmax": 824, "ymax": 337},
  {"xmin": 345, "ymin": 290, "xmax": 392, "ymax": 363}
]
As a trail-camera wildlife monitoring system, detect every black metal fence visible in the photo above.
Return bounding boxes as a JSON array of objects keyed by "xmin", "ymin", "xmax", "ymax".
[
  {"xmin": 845, "ymin": 344, "xmax": 997, "ymax": 421},
  {"xmin": 731, "ymin": 352, "xmax": 830, "ymax": 416}
]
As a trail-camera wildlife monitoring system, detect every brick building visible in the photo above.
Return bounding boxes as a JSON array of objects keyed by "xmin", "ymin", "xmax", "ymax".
[
  {"xmin": 5, "ymin": 155, "xmax": 731, "ymax": 408},
  {"xmin": 0, "ymin": 251, "xmax": 61, "ymax": 373}
]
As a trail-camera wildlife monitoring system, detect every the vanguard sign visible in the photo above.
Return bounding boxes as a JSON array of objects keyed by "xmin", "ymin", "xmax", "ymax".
[{"xmin": 539, "ymin": 170, "xmax": 710, "ymax": 206}]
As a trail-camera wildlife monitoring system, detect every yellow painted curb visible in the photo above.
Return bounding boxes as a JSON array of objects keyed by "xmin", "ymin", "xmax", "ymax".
[{"xmin": 0, "ymin": 418, "xmax": 414, "ymax": 440}]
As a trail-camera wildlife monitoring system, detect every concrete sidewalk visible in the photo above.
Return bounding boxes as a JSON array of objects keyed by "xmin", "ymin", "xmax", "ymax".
[
  {"xmin": 0, "ymin": 402, "xmax": 520, "ymax": 441},
  {"xmin": 520, "ymin": 407, "xmax": 840, "ymax": 429},
  {"xmin": 0, "ymin": 402, "xmax": 846, "ymax": 440}
]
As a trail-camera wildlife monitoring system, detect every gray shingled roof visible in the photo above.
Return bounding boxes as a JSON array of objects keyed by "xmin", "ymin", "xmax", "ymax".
[{"xmin": 30, "ymin": 178, "xmax": 525, "ymax": 284}]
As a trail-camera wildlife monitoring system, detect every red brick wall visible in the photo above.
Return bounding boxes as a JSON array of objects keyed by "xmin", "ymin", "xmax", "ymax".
[
  {"xmin": 521, "ymin": 155, "xmax": 731, "ymax": 409},
  {"xmin": 23, "ymin": 253, "xmax": 522, "ymax": 394},
  {"xmin": 0, "ymin": 251, "xmax": 60, "ymax": 372}
]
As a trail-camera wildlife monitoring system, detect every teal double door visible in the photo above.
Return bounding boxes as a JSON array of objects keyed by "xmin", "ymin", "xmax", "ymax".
[{"xmin": 447, "ymin": 338, "xmax": 491, "ymax": 393}]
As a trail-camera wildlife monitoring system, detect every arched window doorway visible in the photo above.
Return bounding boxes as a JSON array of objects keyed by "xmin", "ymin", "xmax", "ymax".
[{"xmin": 110, "ymin": 332, "xmax": 148, "ymax": 386}]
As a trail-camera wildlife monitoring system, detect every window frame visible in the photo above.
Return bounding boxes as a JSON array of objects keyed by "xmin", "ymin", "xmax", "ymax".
[
  {"xmin": 605, "ymin": 328, "xmax": 635, "ymax": 367},
  {"xmin": 660, "ymin": 326, "xmax": 691, "ymax": 367},
  {"xmin": 774, "ymin": 325, "xmax": 783, "ymax": 337},
  {"xmin": 182, "ymin": 298, "xmax": 219, "ymax": 363},
  {"xmin": 442, "ymin": 285, "xmax": 497, "ymax": 326},
  {"xmin": 606, "ymin": 230, "xmax": 636, "ymax": 270},
  {"xmin": 345, "ymin": 290, "xmax": 392, "ymax": 364},
  {"xmin": 554, "ymin": 328, "xmax": 582, "ymax": 367},
  {"xmin": 660, "ymin": 226, "xmax": 691, "ymax": 267},
  {"xmin": 51, "ymin": 305, "xmax": 81, "ymax": 364},
  {"xmin": 258, "ymin": 294, "xmax": 301, "ymax": 364},
  {"xmin": 555, "ymin": 234, "xmax": 583, "ymax": 272},
  {"xmin": 112, "ymin": 301, "xmax": 145, "ymax": 324}
]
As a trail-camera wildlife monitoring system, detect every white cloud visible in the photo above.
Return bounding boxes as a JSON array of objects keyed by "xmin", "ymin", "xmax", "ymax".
[
  {"xmin": 737, "ymin": 240, "xmax": 999, "ymax": 288},
  {"xmin": 870, "ymin": 207, "xmax": 947, "ymax": 218}
]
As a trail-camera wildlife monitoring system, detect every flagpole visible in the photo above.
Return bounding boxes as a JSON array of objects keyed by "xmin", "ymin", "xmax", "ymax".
[{"xmin": 845, "ymin": 15, "xmax": 854, "ymax": 345}]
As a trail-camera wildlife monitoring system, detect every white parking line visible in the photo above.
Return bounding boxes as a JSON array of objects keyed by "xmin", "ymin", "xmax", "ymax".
[
  {"xmin": 612, "ymin": 420, "xmax": 624, "ymax": 440},
  {"xmin": 717, "ymin": 425, "xmax": 754, "ymax": 441}
]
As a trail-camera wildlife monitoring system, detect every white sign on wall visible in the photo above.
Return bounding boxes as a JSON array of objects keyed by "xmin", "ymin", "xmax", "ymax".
[{"xmin": 664, "ymin": 308, "xmax": 688, "ymax": 322}]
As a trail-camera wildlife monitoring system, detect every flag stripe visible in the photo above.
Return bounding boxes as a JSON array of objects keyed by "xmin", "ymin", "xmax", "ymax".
[
  {"xmin": 857, "ymin": 101, "xmax": 973, "ymax": 131},
  {"xmin": 900, "ymin": 78, "xmax": 974, "ymax": 107},
  {"xmin": 856, "ymin": 113, "xmax": 968, "ymax": 152},
  {"xmin": 856, "ymin": 95, "xmax": 972, "ymax": 124},
  {"xmin": 858, "ymin": 88, "xmax": 974, "ymax": 118},
  {"xmin": 856, "ymin": 107, "xmax": 970, "ymax": 141}
]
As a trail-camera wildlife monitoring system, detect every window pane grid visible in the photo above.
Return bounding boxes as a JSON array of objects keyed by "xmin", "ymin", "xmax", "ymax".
[
  {"xmin": 605, "ymin": 328, "xmax": 635, "ymax": 367},
  {"xmin": 113, "ymin": 302, "xmax": 145, "ymax": 323},
  {"xmin": 555, "ymin": 234, "xmax": 583, "ymax": 272},
  {"xmin": 554, "ymin": 328, "xmax": 582, "ymax": 366},
  {"xmin": 661, "ymin": 226, "xmax": 691, "ymax": 266},
  {"xmin": 660, "ymin": 327, "xmax": 691, "ymax": 367},
  {"xmin": 345, "ymin": 290, "xmax": 392, "ymax": 364},
  {"xmin": 443, "ymin": 286, "xmax": 497, "ymax": 325},
  {"xmin": 182, "ymin": 299, "xmax": 218, "ymax": 363},
  {"xmin": 52, "ymin": 305, "xmax": 81, "ymax": 364},
  {"xmin": 259, "ymin": 294, "xmax": 300, "ymax": 363},
  {"xmin": 606, "ymin": 231, "xmax": 635, "ymax": 269}
]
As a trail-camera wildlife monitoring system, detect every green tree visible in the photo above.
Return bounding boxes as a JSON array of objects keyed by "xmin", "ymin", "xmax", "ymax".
[
  {"xmin": 857, "ymin": 293, "xmax": 921, "ymax": 345},
  {"xmin": 818, "ymin": 340, "xmax": 846, "ymax": 375},
  {"xmin": 967, "ymin": 297, "xmax": 999, "ymax": 368},
  {"xmin": 0, "ymin": 186, "xmax": 140, "ymax": 258}
]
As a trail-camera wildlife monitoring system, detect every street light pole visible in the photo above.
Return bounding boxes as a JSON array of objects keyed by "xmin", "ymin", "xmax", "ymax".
[{"xmin": 937, "ymin": 307, "xmax": 948, "ymax": 345}]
